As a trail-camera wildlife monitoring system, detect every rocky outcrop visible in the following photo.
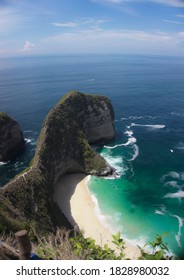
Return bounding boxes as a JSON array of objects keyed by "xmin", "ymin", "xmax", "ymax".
[
  {"xmin": 0, "ymin": 113, "xmax": 25, "ymax": 162},
  {"xmin": 0, "ymin": 91, "xmax": 115, "ymax": 234}
]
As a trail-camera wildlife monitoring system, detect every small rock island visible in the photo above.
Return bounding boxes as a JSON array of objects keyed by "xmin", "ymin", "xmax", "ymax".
[
  {"xmin": 0, "ymin": 91, "xmax": 115, "ymax": 234},
  {"xmin": 0, "ymin": 112, "xmax": 25, "ymax": 162}
]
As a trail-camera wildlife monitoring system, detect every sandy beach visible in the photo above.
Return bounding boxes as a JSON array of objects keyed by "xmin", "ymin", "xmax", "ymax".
[{"xmin": 54, "ymin": 173, "xmax": 140, "ymax": 259}]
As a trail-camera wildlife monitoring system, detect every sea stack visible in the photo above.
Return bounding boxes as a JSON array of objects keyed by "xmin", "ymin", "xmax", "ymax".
[
  {"xmin": 0, "ymin": 112, "xmax": 25, "ymax": 162},
  {"xmin": 0, "ymin": 91, "xmax": 115, "ymax": 234}
]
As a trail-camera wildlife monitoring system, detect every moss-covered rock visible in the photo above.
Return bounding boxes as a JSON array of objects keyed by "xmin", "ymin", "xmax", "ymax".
[{"xmin": 0, "ymin": 91, "xmax": 115, "ymax": 234}]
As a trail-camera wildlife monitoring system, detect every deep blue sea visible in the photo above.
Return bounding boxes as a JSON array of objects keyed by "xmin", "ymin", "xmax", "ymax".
[{"xmin": 0, "ymin": 54, "xmax": 184, "ymax": 258}]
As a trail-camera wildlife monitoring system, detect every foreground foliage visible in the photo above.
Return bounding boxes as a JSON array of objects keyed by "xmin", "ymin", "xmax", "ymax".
[{"xmin": 1, "ymin": 228, "xmax": 173, "ymax": 260}]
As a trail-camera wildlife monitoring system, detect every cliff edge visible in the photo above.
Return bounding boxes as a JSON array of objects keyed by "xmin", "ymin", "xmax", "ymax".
[{"xmin": 0, "ymin": 91, "xmax": 115, "ymax": 234}]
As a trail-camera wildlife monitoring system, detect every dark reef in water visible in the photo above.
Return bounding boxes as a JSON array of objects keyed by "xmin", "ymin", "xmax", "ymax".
[{"xmin": 0, "ymin": 91, "xmax": 115, "ymax": 234}]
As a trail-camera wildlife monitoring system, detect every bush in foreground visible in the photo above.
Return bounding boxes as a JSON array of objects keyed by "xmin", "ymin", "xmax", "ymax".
[{"xmin": 0, "ymin": 228, "xmax": 173, "ymax": 260}]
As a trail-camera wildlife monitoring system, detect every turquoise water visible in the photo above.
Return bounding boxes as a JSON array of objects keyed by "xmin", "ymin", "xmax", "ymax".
[
  {"xmin": 0, "ymin": 54, "xmax": 184, "ymax": 258},
  {"xmin": 89, "ymin": 111, "xmax": 184, "ymax": 258}
]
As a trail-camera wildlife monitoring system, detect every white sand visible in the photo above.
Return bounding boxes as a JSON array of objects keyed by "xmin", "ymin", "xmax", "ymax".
[{"xmin": 54, "ymin": 173, "xmax": 140, "ymax": 259}]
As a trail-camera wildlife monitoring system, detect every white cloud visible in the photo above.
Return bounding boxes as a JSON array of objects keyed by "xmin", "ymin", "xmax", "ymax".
[
  {"xmin": 42, "ymin": 28, "xmax": 181, "ymax": 55},
  {"xmin": 52, "ymin": 22, "xmax": 78, "ymax": 27},
  {"xmin": 91, "ymin": 0, "xmax": 124, "ymax": 4},
  {"xmin": 0, "ymin": 49, "xmax": 8, "ymax": 54},
  {"xmin": 91, "ymin": 0, "xmax": 184, "ymax": 7},
  {"xmin": 177, "ymin": 14, "xmax": 184, "ymax": 18},
  {"xmin": 163, "ymin": 19, "xmax": 184, "ymax": 24},
  {"xmin": 52, "ymin": 18, "xmax": 111, "ymax": 28},
  {"xmin": 18, "ymin": 41, "xmax": 36, "ymax": 52},
  {"xmin": 0, "ymin": 7, "xmax": 24, "ymax": 32},
  {"xmin": 153, "ymin": 0, "xmax": 184, "ymax": 7},
  {"xmin": 102, "ymin": 0, "xmax": 123, "ymax": 2}
]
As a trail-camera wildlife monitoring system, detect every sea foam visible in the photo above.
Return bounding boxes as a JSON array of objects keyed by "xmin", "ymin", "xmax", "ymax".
[
  {"xmin": 131, "ymin": 123, "xmax": 165, "ymax": 129},
  {"xmin": 154, "ymin": 204, "xmax": 167, "ymax": 216},
  {"xmin": 90, "ymin": 192, "xmax": 117, "ymax": 234},
  {"xmin": 170, "ymin": 214, "xmax": 184, "ymax": 248},
  {"xmin": 164, "ymin": 191, "xmax": 184, "ymax": 199},
  {"xmin": 106, "ymin": 127, "xmax": 139, "ymax": 162},
  {"xmin": 121, "ymin": 115, "xmax": 158, "ymax": 121},
  {"xmin": 164, "ymin": 181, "xmax": 181, "ymax": 189},
  {"xmin": 25, "ymin": 138, "xmax": 32, "ymax": 144},
  {"xmin": 0, "ymin": 161, "xmax": 8, "ymax": 166},
  {"xmin": 176, "ymin": 142, "xmax": 184, "ymax": 150},
  {"xmin": 90, "ymin": 189, "xmax": 147, "ymax": 250},
  {"xmin": 161, "ymin": 171, "xmax": 181, "ymax": 182}
]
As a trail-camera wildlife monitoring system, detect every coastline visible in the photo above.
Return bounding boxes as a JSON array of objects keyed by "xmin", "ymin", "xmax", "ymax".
[{"xmin": 53, "ymin": 173, "xmax": 140, "ymax": 259}]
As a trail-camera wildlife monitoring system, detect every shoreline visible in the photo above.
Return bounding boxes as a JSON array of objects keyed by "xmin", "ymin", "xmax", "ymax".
[{"xmin": 53, "ymin": 173, "xmax": 140, "ymax": 259}]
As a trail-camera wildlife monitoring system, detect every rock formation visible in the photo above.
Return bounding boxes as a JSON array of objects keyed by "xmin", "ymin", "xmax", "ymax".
[
  {"xmin": 0, "ymin": 113, "xmax": 25, "ymax": 162},
  {"xmin": 0, "ymin": 91, "xmax": 115, "ymax": 234}
]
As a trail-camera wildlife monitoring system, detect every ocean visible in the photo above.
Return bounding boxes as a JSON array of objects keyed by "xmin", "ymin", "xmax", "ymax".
[{"xmin": 0, "ymin": 54, "xmax": 184, "ymax": 258}]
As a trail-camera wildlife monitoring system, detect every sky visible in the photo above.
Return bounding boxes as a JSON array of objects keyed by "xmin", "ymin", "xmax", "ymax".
[{"xmin": 1, "ymin": 0, "xmax": 184, "ymax": 57}]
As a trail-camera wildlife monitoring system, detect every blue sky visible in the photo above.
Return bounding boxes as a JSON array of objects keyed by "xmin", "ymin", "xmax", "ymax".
[{"xmin": 1, "ymin": 0, "xmax": 184, "ymax": 57}]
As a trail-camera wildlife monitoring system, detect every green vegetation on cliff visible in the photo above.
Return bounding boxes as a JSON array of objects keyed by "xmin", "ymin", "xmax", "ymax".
[{"xmin": 0, "ymin": 112, "xmax": 10, "ymax": 123}]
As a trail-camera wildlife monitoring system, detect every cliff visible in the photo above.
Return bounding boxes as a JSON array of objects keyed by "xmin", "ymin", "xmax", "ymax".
[
  {"xmin": 0, "ymin": 113, "xmax": 25, "ymax": 162},
  {"xmin": 0, "ymin": 91, "xmax": 115, "ymax": 234}
]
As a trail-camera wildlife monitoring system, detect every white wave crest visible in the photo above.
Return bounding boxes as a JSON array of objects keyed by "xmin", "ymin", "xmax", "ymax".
[
  {"xmin": 0, "ymin": 161, "xmax": 8, "ymax": 166},
  {"xmin": 104, "ymin": 143, "xmax": 126, "ymax": 149},
  {"xmin": 121, "ymin": 115, "xmax": 158, "ymax": 121},
  {"xmin": 161, "ymin": 171, "xmax": 181, "ymax": 182},
  {"xmin": 154, "ymin": 204, "xmax": 167, "ymax": 216},
  {"xmin": 90, "ymin": 193, "xmax": 115, "ymax": 233},
  {"xmin": 164, "ymin": 191, "xmax": 184, "ymax": 199},
  {"xmin": 155, "ymin": 210, "xmax": 165, "ymax": 216},
  {"xmin": 171, "ymin": 112, "xmax": 184, "ymax": 117},
  {"xmin": 131, "ymin": 123, "xmax": 165, "ymax": 129},
  {"xmin": 25, "ymin": 138, "xmax": 32, "ymax": 144},
  {"xmin": 181, "ymin": 173, "xmax": 184, "ymax": 180},
  {"xmin": 124, "ymin": 137, "xmax": 137, "ymax": 146},
  {"xmin": 87, "ymin": 78, "xmax": 95, "ymax": 82},
  {"xmin": 104, "ymin": 126, "xmax": 139, "ymax": 168},
  {"xmin": 130, "ymin": 144, "xmax": 139, "ymax": 161},
  {"xmin": 176, "ymin": 142, "xmax": 184, "ymax": 150},
  {"xmin": 104, "ymin": 130, "xmax": 136, "ymax": 150},
  {"xmin": 170, "ymin": 214, "xmax": 184, "ymax": 248},
  {"xmin": 164, "ymin": 181, "xmax": 180, "ymax": 189},
  {"xmin": 124, "ymin": 129, "xmax": 134, "ymax": 137},
  {"xmin": 101, "ymin": 149, "xmax": 125, "ymax": 177}
]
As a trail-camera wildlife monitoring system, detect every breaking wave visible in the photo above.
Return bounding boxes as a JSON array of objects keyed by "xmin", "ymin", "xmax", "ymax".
[
  {"xmin": 154, "ymin": 204, "xmax": 167, "ymax": 216},
  {"xmin": 100, "ymin": 149, "xmax": 126, "ymax": 177},
  {"xmin": 121, "ymin": 115, "xmax": 159, "ymax": 121},
  {"xmin": 155, "ymin": 205, "xmax": 184, "ymax": 249},
  {"xmin": 176, "ymin": 142, "xmax": 184, "ymax": 150},
  {"xmin": 161, "ymin": 171, "xmax": 181, "ymax": 182},
  {"xmin": 164, "ymin": 191, "xmax": 184, "ymax": 199},
  {"xmin": 164, "ymin": 181, "xmax": 181, "ymax": 189},
  {"xmin": 131, "ymin": 123, "xmax": 165, "ymax": 129},
  {"xmin": 104, "ymin": 125, "xmax": 139, "ymax": 163},
  {"xmin": 0, "ymin": 161, "xmax": 9, "ymax": 166},
  {"xmin": 170, "ymin": 214, "xmax": 184, "ymax": 248}
]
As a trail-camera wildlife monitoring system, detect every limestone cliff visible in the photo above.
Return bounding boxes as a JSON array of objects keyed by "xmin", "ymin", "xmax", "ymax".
[
  {"xmin": 0, "ymin": 113, "xmax": 25, "ymax": 162},
  {"xmin": 0, "ymin": 91, "xmax": 115, "ymax": 234}
]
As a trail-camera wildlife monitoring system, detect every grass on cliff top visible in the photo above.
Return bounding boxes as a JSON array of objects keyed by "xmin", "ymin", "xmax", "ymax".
[
  {"xmin": 0, "ymin": 112, "xmax": 10, "ymax": 123},
  {"xmin": 56, "ymin": 90, "xmax": 110, "ymax": 106}
]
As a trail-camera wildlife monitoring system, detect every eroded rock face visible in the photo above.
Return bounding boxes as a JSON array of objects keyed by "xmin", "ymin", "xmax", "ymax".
[
  {"xmin": 83, "ymin": 101, "xmax": 115, "ymax": 143},
  {"xmin": 0, "ymin": 91, "xmax": 115, "ymax": 234},
  {"xmin": 0, "ymin": 113, "xmax": 25, "ymax": 162}
]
